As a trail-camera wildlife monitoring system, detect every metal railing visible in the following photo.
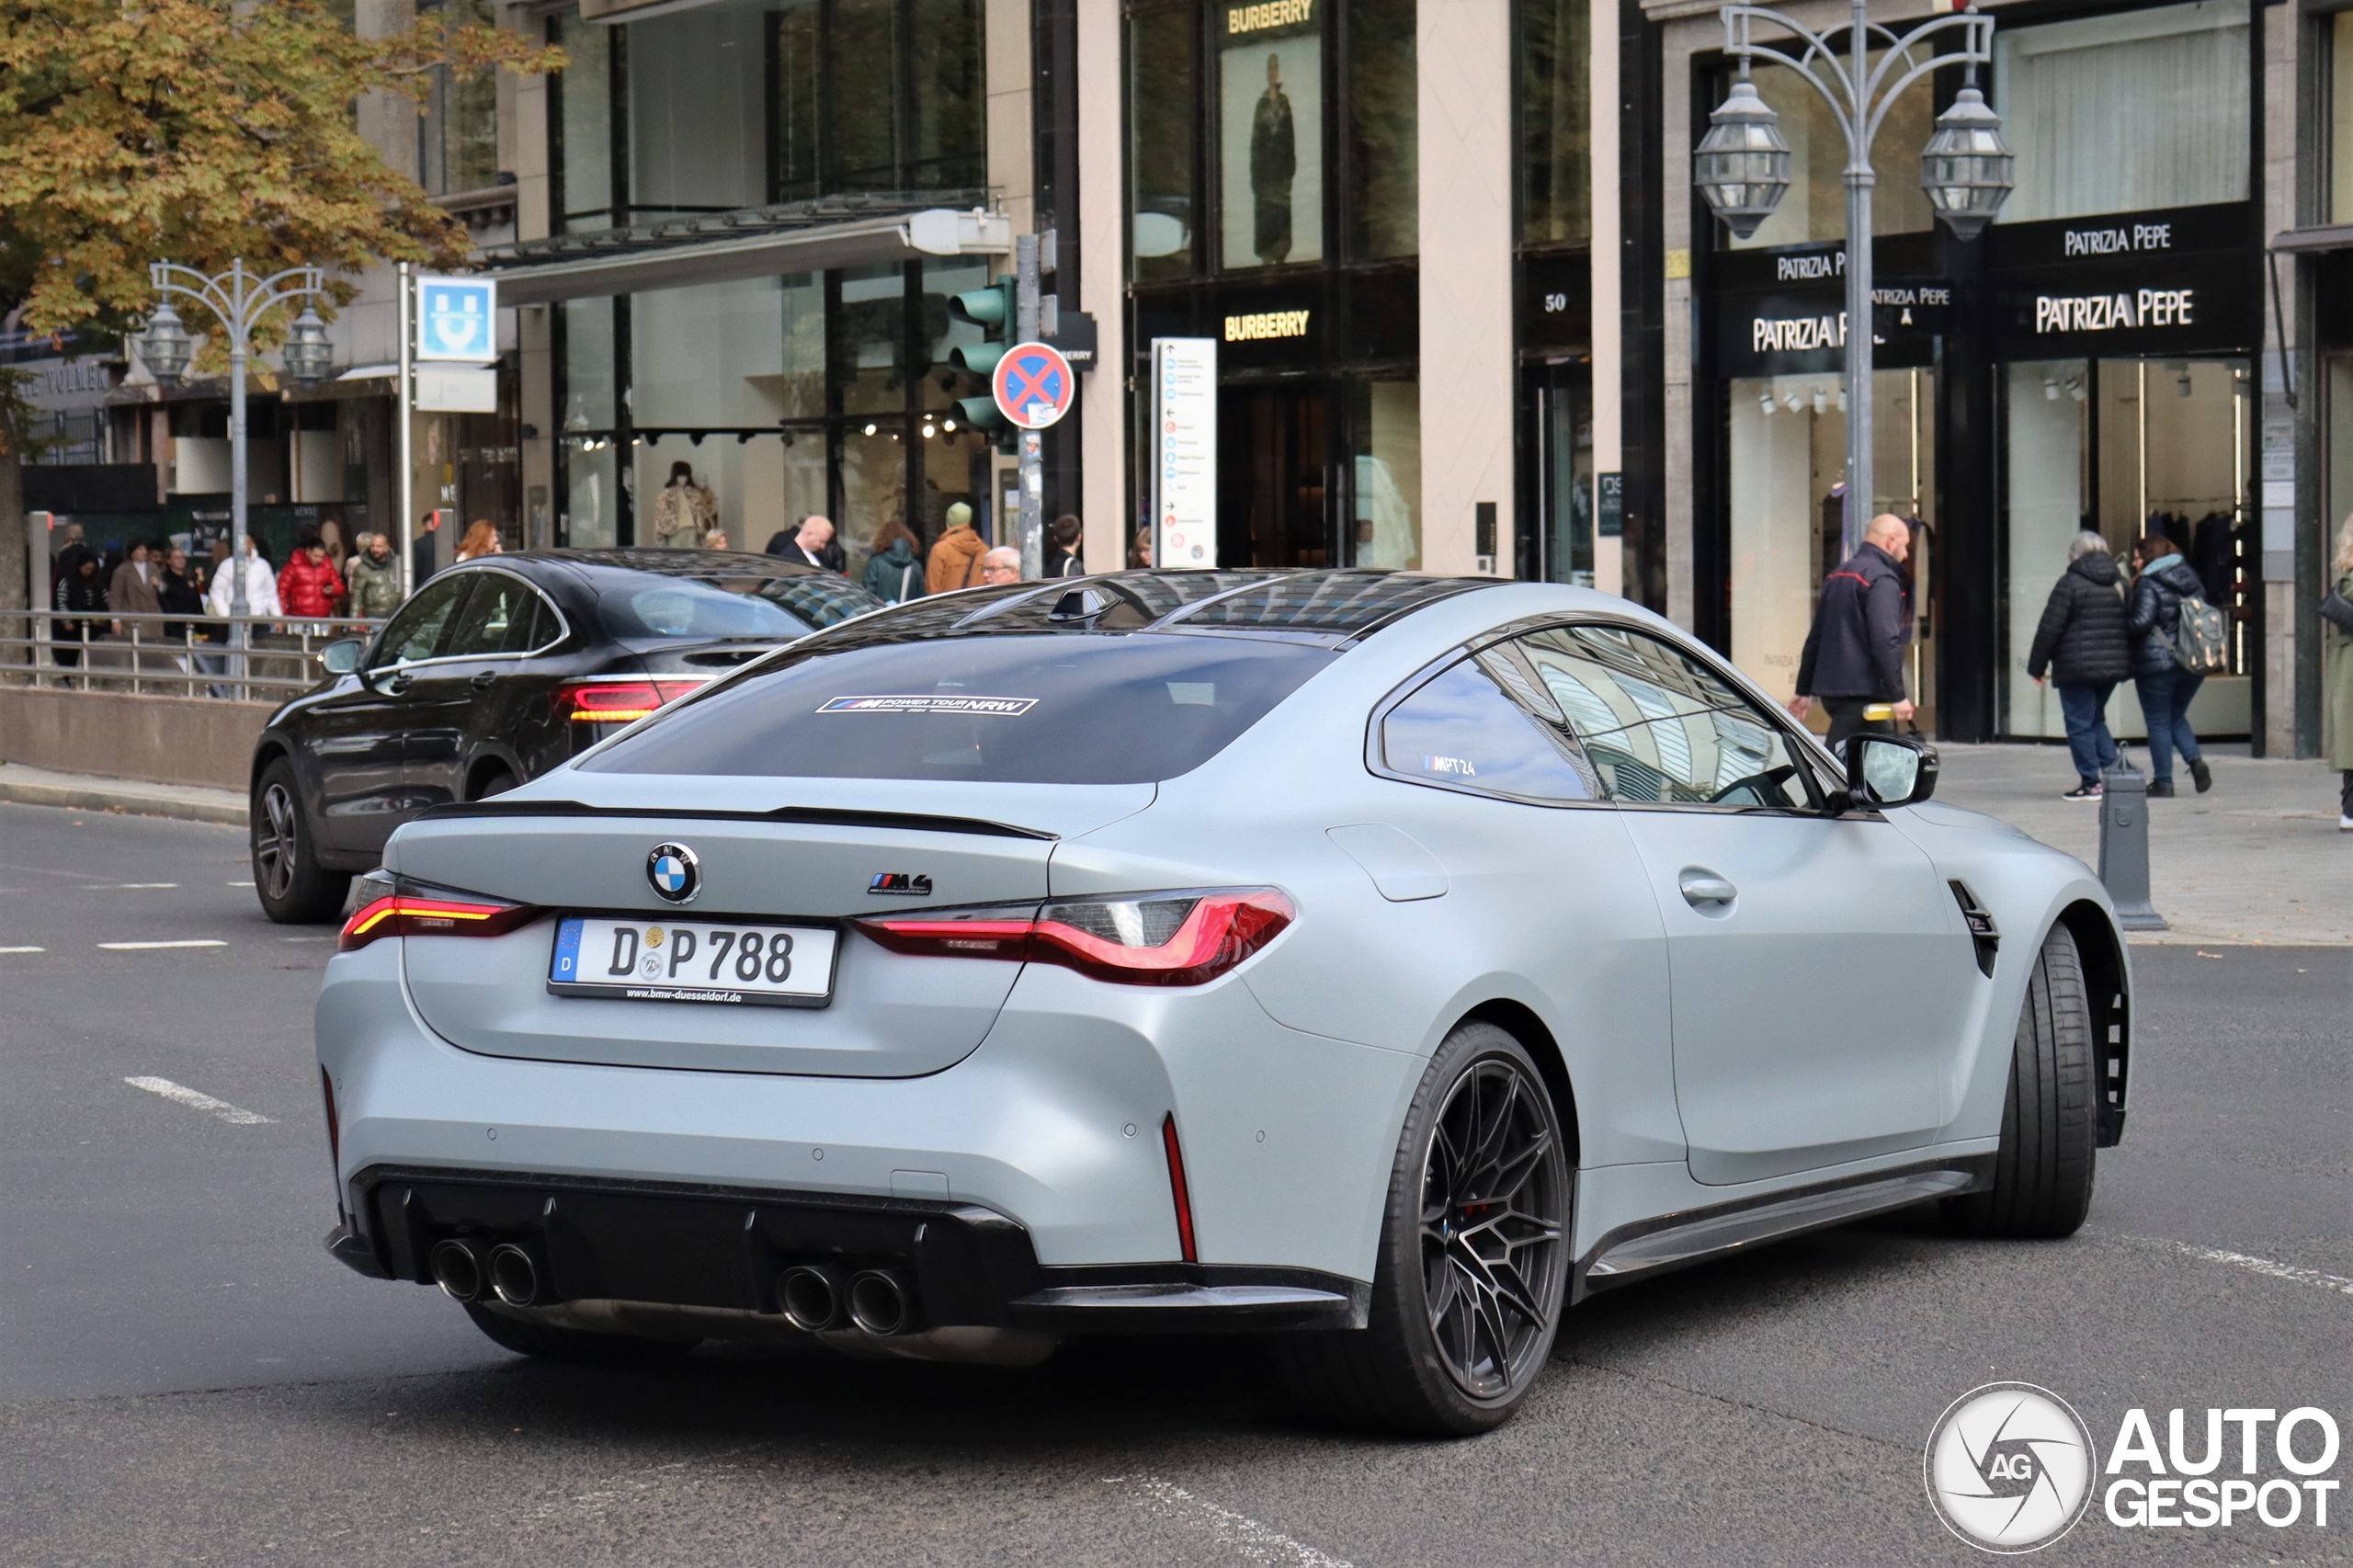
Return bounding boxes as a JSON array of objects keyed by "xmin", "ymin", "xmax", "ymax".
[{"xmin": 0, "ymin": 608, "xmax": 381, "ymax": 704}]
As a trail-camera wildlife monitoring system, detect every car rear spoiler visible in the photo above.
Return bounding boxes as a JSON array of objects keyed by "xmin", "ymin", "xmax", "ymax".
[{"xmin": 412, "ymin": 799, "xmax": 1059, "ymax": 841}]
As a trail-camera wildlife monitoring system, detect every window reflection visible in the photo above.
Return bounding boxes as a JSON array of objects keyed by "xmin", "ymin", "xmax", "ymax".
[
  {"xmin": 1519, "ymin": 0, "xmax": 1590, "ymax": 245},
  {"xmin": 1348, "ymin": 0, "xmax": 1415, "ymax": 259},
  {"xmin": 1131, "ymin": 7, "xmax": 1197, "ymax": 280},
  {"xmin": 1381, "ymin": 656, "xmax": 1599, "ymax": 801}
]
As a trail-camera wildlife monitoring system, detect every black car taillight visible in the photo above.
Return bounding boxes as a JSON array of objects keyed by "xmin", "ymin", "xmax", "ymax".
[
  {"xmin": 856, "ymin": 888, "xmax": 1294, "ymax": 987},
  {"xmin": 338, "ymin": 878, "xmax": 538, "ymax": 952},
  {"xmin": 554, "ymin": 678, "xmax": 705, "ymax": 724}
]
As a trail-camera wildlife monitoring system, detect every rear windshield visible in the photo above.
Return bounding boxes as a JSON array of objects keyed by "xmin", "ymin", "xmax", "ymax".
[
  {"xmin": 597, "ymin": 574, "xmax": 878, "ymax": 642},
  {"xmin": 579, "ymin": 633, "xmax": 1336, "ymax": 784}
]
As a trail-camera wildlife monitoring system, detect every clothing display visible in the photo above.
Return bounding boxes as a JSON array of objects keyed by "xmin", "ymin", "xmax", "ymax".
[{"xmin": 652, "ymin": 473, "xmax": 718, "ymax": 548}]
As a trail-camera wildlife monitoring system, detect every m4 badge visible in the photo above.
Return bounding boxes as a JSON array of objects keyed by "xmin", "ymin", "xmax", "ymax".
[{"xmin": 869, "ymin": 873, "xmax": 934, "ymax": 897}]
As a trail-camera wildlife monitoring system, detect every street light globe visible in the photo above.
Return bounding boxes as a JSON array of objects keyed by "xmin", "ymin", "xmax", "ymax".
[
  {"xmin": 1693, "ymin": 76, "xmax": 1790, "ymax": 241},
  {"xmin": 282, "ymin": 304, "xmax": 333, "ymax": 386},
  {"xmin": 1919, "ymin": 85, "xmax": 2015, "ymax": 241},
  {"xmin": 139, "ymin": 301, "xmax": 193, "ymax": 385}
]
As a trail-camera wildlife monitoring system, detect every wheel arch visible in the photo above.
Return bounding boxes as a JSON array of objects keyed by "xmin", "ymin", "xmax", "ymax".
[
  {"xmin": 249, "ymin": 735, "xmax": 295, "ymax": 797},
  {"xmin": 462, "ymin": 746, "xmax": 525, "ymax": 801},
  {"xmin": 2052, "ymin": 898, "xmax": 2130, "ymax": 1147},
  {"xmin": 1458, "ymin": 998, "xmax": 1584, "ymax": 1168}
]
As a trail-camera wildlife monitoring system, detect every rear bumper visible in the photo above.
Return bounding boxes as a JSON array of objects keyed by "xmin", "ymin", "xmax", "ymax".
[{"xmin": 328, "ymin": 1165, "xmax": 1364, "ymax": 1332}]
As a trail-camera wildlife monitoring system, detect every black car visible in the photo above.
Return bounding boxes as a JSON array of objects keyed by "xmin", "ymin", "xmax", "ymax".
[{"xmin": 249, "ymin": 550, "xmax": 881, "ymax": 922}]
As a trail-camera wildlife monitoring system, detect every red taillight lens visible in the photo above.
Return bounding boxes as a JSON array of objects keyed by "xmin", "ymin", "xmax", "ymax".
[
  {"xmin": 1162, "ymin": 1114, "xmax": 1199, "ymax": 1263},
  {"xmin": 555, "ymin": 679, "xmax": 704, "ymax": 724},
  {"xmin": 337, "ymin": 882, "xmax": 538, "ymax": 951},
  {"xmin": 855, "ymin": 888, "xmax": 1293, "ymax": 987}
]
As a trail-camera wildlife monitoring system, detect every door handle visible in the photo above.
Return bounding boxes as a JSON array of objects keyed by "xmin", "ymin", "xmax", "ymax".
[
  {"xmin": 1678, "ymin": 869, "xmax": 1737, "ymax": 907},
  {"xmin": 469, "ymin": 670, "xmax": 497, "ymax": 689},
  {"xmin": 382, "ymin": 671, "xmax": 411, "ymax": 695}
]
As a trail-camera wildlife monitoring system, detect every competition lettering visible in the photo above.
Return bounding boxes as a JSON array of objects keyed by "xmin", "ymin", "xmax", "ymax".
[
  {"xmin": 1753, "ymin": 312, "xmax": 1847, "ymax": 353},
  {"xmin": 817, "ymin": 695, "xmax": 1040, "ymax": 715},
  {"xmin": 1228, "ymin": 0, "xmax": 1312, "ymax": 32},
  {"xmin": 2035, "ymin": 290, "xmax": 2196, "ymax": 334},
  {"xmin": 1223, "ymin": 310, "xmax": 1313, "ymax": 342},
  {"xmin": 2063, "ymin": 222, "xmax": 2173, "ymax": 256}
]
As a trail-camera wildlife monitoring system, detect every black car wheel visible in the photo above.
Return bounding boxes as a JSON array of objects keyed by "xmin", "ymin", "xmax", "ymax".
[
  {"xmin": 251, "ymin": 757, "xmax": 350, "ymax": 925},
  {"xmin": 1274, "ymin": 1021, "xmax": 1571, "ymax": 1435},
  {"xmin": 1946, "ymin": 924, "xmax": 2098, "ymax": 1238},
  {"xmin": 472, "ymin": 767, "xmax": 519, "ymax": 800}
]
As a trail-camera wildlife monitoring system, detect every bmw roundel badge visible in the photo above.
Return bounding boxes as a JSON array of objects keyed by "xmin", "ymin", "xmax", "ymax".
[{"xmin": 646, "ymin": 842, "xmax": 700, "ymax": 904}]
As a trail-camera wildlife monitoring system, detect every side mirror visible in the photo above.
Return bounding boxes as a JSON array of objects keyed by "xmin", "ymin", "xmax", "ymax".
[
  {"xmin": 1845, "ymin": 733, "xmax": 1939, "ymax": 808},
  {"xmin": 320, "ymin": 638, "xmax": 364, "ymax": 676}
]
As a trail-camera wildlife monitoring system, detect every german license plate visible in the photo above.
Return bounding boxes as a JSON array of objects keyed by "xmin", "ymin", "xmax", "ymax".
[{"xmin": 548, "ymin": 915, "xmax": 838, "ymax": 1007}]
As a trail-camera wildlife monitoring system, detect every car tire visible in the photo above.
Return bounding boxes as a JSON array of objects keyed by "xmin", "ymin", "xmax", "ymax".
[
  {"xmin": 1946, "ymin": 923, "xmax": 2097, "ymax": 1239},
  {"xmin": 1272, "ymin": 1021, "xmax": 1572, "ymax": 1436},
  {"xmin": 472, "ymin": 767, "xmax": 518, "ymax": 800},
  {"xmin": 251, "ymin": 757, "xmax": 350, "ymax": 925},
  {"xmin": 461, "ymin": 1302, "xmax": 699, "ymax": 1367}
]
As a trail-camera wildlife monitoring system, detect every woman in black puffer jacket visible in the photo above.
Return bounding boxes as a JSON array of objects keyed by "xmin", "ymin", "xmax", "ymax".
[
  {"xmin": 2126, "ymin": 535, "xmax": 2214, "ymax": 797},
  {"xmin": 2028, "ymin": 531, "xmax": 2133, "ymax": 799}
]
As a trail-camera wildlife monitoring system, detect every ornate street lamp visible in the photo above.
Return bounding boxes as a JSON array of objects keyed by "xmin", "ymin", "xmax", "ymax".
[
  {"xmin": 282, "ymin": 304, "xmax": 335, "ymax": 387},
  {"xmin": 1695, "ymin": 3, "xmax": 2011, "ymax": 558},
  {"xmin": 137, "ymin": 301, "xmax": 193, "ymax": 384}
]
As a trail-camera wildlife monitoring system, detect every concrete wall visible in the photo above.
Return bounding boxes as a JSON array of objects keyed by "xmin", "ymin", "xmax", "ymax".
[{"xmin": 0, "ymin": 689, "xmax": 270, "ymax": 793}]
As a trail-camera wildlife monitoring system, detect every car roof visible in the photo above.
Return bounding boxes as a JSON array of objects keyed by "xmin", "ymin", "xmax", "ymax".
[{"xmin": 517, "ymin": 548, "xmax": 842, "ymax": 584}]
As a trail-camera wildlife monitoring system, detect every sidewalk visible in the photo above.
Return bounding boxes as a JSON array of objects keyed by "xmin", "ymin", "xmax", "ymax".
[
  {"xmin": 0, "ymin": 763, "xmax": 246, "ymax": 827},
  {"xmin": 1931, "ymin": 743, "xmax": 2348, "ymax": 946}
]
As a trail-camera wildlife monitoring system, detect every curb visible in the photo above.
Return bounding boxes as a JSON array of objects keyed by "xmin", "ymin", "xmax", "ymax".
[{"xmin": 0, "ymin": 775, "xmax": 246, "ymax": 828}]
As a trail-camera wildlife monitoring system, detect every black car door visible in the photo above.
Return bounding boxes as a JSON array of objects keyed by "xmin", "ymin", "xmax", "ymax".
[
  {"xmin": 312, "ymin": 572, "xmax": 473, "ymax": 856},
  {"xmin": 397, "ymin": 570, "xmax": 558, "ymax": 804}
]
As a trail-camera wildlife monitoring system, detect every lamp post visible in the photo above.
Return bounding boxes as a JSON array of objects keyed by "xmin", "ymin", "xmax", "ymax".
[
  {"xmin": 1695, "ymin": 2, "xmax": 2014, "ymax": 559},
  {"xmin": 137, "ymin": 260, "xmax": 332, "ymax": 683}
]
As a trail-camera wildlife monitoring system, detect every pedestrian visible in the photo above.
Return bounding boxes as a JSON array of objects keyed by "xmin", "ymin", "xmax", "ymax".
[
  {"xmin": 652, "ymin": 461, "xmax": 716, "ymax": 549},
  {"xmin": 2321, "ymin": 512, "xmax": 2353, "ymax": 831},
  {"xmin": 107, "ymin": 539, "xmax": 164, "ymax": 630},
  {"xmin": 2125, "ymin": 533, "xmax": 2212, "ymax": 798},
  {"xmin": 50, "ymin": 542, "xmax": 106, "ymax": 668},
  {"xmin": 454, "ymin": 519, "xmax": 501, "ymax": 563},
  {"xmin": 863, "ymin": 517, "xmax": 925, "ymax": 604},
  {"xmin": 702, "ymin": 528, "xmax": 730, "ymax": 551},
  {"xmin": 767, "ymin": 514, "xmax": 846, "ymax": 573},
  {"xmin": 206, "ymin": 535, "xmax": 281, "ymax": 621},
  {"xmin": 157, "ymin": 545, "xmax": 216, "ymax": 686},
  {"xmin": 279, "ymin": 532, "xmax": 347, "ymax": 621},
  {"xmin": 411, "ymin": 512, "xmax": 442, "ymax": 587},
  {"xmin": 1129, "ymin": 529, "xmax": 1154, "ymax": 569},
  {"xmin": 1788, "ymin": 512, "xmax": 1915, "ymax": 750},
  {"xmin": 1045, "ymin": 514, "xmax": 1085, "ymax": 577},
  {"xmin": 2026, "ymin": 529, "xmax": 2132, "ymax": 801},
  {"xmin": 978, "ymin": 546, "xmax": 1022, "ymax": 586},
  {"xmin": 345, "ymin": 532, "xmax": 404, "ymax": 620},
  {"xmin": 926, "ymin": 503, "xmax": 987, "ymax": 594}
]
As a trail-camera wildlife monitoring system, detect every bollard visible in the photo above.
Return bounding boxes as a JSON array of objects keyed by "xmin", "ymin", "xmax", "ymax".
[{"xmin": 2097, "ymin": 766, "xmax": 2168, "ymax": 931}]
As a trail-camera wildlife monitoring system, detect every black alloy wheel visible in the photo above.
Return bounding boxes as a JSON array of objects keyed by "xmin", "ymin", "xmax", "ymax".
[
  {"xmin": 1274, "ymin": 1022, "xmax": 1571, "ymax": 1435},
  {"xmin": 250, "ymin": 757, "xmax": 350, "ymax": 924}
]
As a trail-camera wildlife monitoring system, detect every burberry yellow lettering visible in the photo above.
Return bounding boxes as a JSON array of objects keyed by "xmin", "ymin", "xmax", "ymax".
[
  {"xmin": 1224, "ymin": 310, "xmax": 1313, "ymax": 342},
  {"xmin": 1229, "ymin": 0, "xmax": 1313, "ymax": 33}
]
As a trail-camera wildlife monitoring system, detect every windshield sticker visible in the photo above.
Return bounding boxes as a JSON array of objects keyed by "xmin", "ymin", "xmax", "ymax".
[
  {"xmin": 1424, "ymin": 755, "xmax": 1478, "ymax": 778},
  {"xmin": 818, "ymin": 695, "xmax": 1039, "ymax": 716}
]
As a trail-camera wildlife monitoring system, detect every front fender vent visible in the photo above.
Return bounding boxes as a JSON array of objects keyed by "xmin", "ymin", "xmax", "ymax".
[{"xmin": 1949, "ymin": 880, "xmax": 1998, "ymax": 978}]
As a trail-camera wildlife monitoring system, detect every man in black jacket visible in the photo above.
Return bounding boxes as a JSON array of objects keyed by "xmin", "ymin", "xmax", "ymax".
[
  {"xmin": 1790, "ymin": 513, "xmax": 1914, "ymax": 749},
  {"xmin": 2027, "ymin": 530, "xmax": 2132, "ymax": 800}
]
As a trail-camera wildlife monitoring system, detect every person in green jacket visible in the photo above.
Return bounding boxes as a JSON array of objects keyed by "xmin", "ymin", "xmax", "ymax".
[
  {"xmin": 346, "ymin": 533, "xmax": 405, "ymax": 620},
  {"xmin": 862, "ymin": 517, "xmax": 925, "ymax": 605}
]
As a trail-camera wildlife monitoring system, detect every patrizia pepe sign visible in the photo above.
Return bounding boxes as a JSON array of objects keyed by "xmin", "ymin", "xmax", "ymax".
[{"xmin": 1990, "ymin": 201, "xmax": 2255, "ymax": 357}]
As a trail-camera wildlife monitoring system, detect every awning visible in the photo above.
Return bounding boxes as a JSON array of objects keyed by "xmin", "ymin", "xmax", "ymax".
[
  {"xmin": 484, "ymin": 208, "xmax": 1011, "ymax": 306},
  {"xmin": 2269, "ymin": 224, "xmax": 2353, "ymax": 256}
]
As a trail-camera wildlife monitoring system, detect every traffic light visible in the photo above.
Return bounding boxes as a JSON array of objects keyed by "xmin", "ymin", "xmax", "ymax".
[{"xmin": 948, "ymin": 277, "xmax": 1019, "ymax": 453}]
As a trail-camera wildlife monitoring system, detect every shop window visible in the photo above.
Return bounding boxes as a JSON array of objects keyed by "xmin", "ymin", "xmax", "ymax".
[
  {"xmin": 1131, "ymin": 7, "xmax": 1197, "ymax": 280},
  {"xmin": 552, "ymin": 13, "xmax": 616, "ymax": 233},
  {"xmin": 631, "ymin": 276, "xmax": 795, "ymax": 551},
  {"xmin": 835, "ymin": 265, "xmax": 907, "ymax": 418},
  {"xmin": 1994, "ymin": 0, "xmax": 2248, "ymax": 226},
  {"xmin": 1519, "ymin": 0, "xmax": 1590, "ymax": 246},
  {"xmin": 419, "ymin": 0, "xmax": 499, "ymax": 197},
  {"xmin": 1348, "ymin": 0, "xmax": 1416, "ymax": 260},
  {"xmin": 1221, "ymin": 2, "xmax": 1324, "ymax": 269},
  {"xmin": 1349, "ymin": 379, "xmax": 1422, "ymax": 568},
  {"xmin": 792, "ymin": 0, "xmax": 985, "ymax": 199},
  {"xmin": 630, "ymin": 0, "xmax": 767, "ymax": 221},
  {"xmin": 1723, "ymin": 59, "xmax": 1932, "ymax": 249},
  {"xmin": 1534, "ymin": 375, "xmax": 1594, "ymax": 585}
]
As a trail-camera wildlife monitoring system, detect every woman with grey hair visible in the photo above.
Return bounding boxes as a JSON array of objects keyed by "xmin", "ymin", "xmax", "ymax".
[{"xmin": 2027, "ymin": 528, "xmax": 2133, "ymax": 801}]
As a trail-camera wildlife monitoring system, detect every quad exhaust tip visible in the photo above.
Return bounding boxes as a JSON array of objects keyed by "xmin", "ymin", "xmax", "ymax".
[
  {"xmin": 847, "ymin": 1269, "xmax": 910, "ymax": 1337},
  {"xmin": 487, "ymin": 1243, "xmax": 541, "ymax": 1308},
  {"xmin": 778, "ymin": 1266, "xmax": 842, "ymax": 1333},
  {"xmin": 430, "ymin": 1239, "xmax": 483, "ymax": 1302}
]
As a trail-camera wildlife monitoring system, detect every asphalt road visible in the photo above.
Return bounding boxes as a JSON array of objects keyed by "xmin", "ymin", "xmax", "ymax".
[{"xmin": 2, "ymin": 801, "xmax": 2347, "ymax": 1566}]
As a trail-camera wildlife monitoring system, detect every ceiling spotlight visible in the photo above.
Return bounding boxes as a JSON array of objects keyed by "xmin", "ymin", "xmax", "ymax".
[
  {"xmin": 1812, "ymin": 387, "xmax": 1829, "ymax": 416},
  {"xmin": 943, "ymin": 417, "xmax": 957, "ymax": 433},
  {"xmin": 862, "ymin": 422, "xmax": 877, "ymax": 437},
  {"xmin": 2066, "ymin": 377, "xmax": 2086, "ymax": 403},
  {"xmin": 921, "ymin": 422, "xmax": 937, "ymax": 438},
  {"xmin": 1757, "ymin": 388, "xmax": 1776, "ymax": 416},
  {"xmin": 1782, "ymin": 392, "xmax": 1804, "ymax": 414},
  {"xmin": 2177, "ymin": 372, "xmax": 2194, "ymax": 398},
  {"xmin": 2043, "ymin": 377, "xmax": 2060, "ymax": 402},
  {"xmin": 1835, "ymin": 387, "xmax": 1847, "ymax": 413}
]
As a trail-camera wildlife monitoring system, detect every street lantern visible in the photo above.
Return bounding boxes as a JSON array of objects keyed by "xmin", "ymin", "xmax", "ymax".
[
  {"xmin": 282, "ymin": 304, "xmax": 334, "ymax": 386},
  {"xmin": 1918, "ymin": 85, "xmax": 2015, "ymax": 241},
  {"xmin": 139, "ymin": 301, "xmax": 192, "ymax": 385},
  {"xmin": 1693, "ymin": 74, "xmax": 1791, "ymax": 242}
]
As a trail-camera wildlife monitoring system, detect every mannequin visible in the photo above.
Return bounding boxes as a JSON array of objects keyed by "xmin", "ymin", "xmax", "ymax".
[{"xmin": 652, "ymin": 460, "xmax": 717, "ymax": 548}]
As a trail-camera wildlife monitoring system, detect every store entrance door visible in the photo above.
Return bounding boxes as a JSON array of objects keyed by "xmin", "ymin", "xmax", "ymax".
[{"xmin": 1221, "ymin": 384, "xmax": 1331, "ymax": 568}]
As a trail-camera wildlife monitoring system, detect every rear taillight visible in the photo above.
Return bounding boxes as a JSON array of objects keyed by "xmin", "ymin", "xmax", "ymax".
[
  {"xmin": 1163, "ymin": 1114, "xmax": 1199, "ymax": 1262},
  {"xmin": 555, "ymin": 678, "xmax": 704, "ymax": 724},
  {"xmin": 855, "ymin": 888, "xmax": 1293, "ymax": 987},
  {"xmin": 338, "ymin": 880, "xmax": 538, "ymax": 951}
]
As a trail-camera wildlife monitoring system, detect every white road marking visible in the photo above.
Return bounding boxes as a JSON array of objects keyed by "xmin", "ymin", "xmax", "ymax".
[
  {"xmin": 228, "ymin": 881, "xmax": 255, "ymax": 888},
  {"xmin": 83, "ymin": 882, "xmax": 180, "ymax": 890},
  {"xmin": 2131, "ymin": 1236, "xmax": 2353, "ymax": 1297},
  {"xmin": 123, "ymin": 1076, "xmax": 272, "ymax": 1125},
  {"xmin": 97, "ymin": 939, "xmax": 226, "ymax": 950},
  {"xmin": 1108, "ymin": 1476, "xmax": 1356, "ymax": 1568},
  {"xmin": 0, "ymin": 945, "xmax": 44, "ymax": 954}
]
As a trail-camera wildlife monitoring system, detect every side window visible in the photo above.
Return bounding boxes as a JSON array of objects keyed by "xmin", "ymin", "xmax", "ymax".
[
  {"xmin": 442, "ymin": 575, "xmax": 555, "ymax": 658},
  {"xmin": 1517, "ymin": 624, "xmax": 1814, "ymax": 810},
  {"xmin": 1379, "ymin": 653, "xmax": 1600, "ymax": 802},
  {"xmin": 367, "ymin": 576, "xmax": 472, "ymax": 669}
]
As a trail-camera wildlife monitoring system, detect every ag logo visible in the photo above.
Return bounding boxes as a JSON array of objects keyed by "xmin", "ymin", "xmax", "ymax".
[
  {"xmin": 646, "ymin": 843, "xmax": 700, "ymax": 904},
  {"xmin": 1926, "ymin": 1382, "xmax": 2096, "ymax": 1553}
]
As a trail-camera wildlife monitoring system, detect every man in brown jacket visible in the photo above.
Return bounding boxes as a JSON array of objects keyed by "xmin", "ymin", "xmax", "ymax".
[{"xmin": 926, "ymin": 502, "xmax": 987, "ymax": 595}]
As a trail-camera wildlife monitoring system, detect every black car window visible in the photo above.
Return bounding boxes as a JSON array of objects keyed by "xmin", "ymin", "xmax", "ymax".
[
  {"xmin": 579, "ymin": 632, "xmax": 1336, "ymax": 785},
  {"xmin": 442, "ymin": 574, "xmax": 557, "ymax": 658},
  {"xmin": 368, "ymin": 574, "xmax": 472, "ymax": 669},
  {"xmin": 1380, "ymin": 653, "xmax": 1600, "ymax": 803},
  {"xmin": 1519, "ymin": 624, "xmax": 1813, "ymax": 810},
  {"xmin": 598, "ymin": 578, "xmax": 811, "ymax": 642}
]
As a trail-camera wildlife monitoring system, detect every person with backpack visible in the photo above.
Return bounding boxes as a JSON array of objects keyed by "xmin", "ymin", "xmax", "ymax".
[
  {"xmin": 2026, "ymin": 530, "xmax": 2133, "ymax": 801},
  {"xmin": 2126, "ymin": 533, "xmax": 2222, "ymax": 797},
  {"xmin": 863, "ymin": 517, "xmax": 926, "ymax": 605}
]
